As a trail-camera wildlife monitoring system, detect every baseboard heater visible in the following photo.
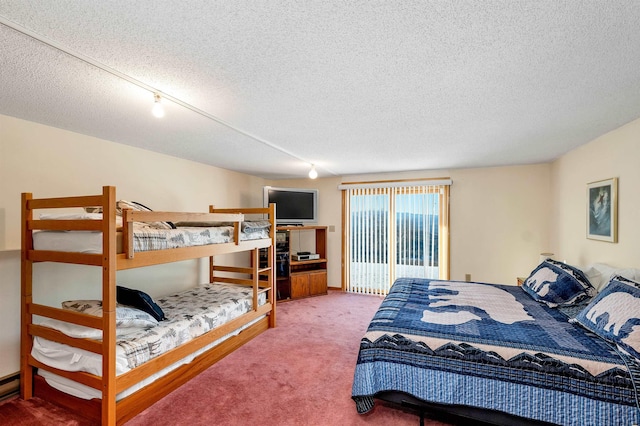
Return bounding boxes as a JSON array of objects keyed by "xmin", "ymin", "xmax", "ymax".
[{"xmin": 0, "ymin": 373, "xmax": 19, "ymax": 401}]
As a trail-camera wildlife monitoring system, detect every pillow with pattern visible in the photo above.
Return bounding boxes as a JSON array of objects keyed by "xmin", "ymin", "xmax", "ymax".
[
  {"xmin": 522, "ymin": 259, "xmax": 596, "ymax": 307},
  {"xmin": 241, "ymin": 220, "xmax": 272, "ymax": 234},
  {"xmin": 573, "ymin": 275, "xmax": 640, "ymax": 360},
  {"xmin": 62, "ymin": 300, "xmax": 158, "ymax": 328}
]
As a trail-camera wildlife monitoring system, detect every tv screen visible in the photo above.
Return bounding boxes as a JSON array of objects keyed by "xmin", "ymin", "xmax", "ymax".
[{"xmin": 264, "ymin": 187, "xmax": 318, "ymax": 225}]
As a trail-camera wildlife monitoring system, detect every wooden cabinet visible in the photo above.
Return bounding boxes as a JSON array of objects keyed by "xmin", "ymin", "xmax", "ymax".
[
  {"xmin": 290, "ymin": 274, "xmax": 310, "ymax": 299},
  {"xmin": 291, "ymin": 269, "xmax": 327, "ymax": 299},
  {"xmin": 309, "ymin": 270, "xmax": 327, "ymax": 295},
  {"xmin": 275, "ymin": 226, "xmax": 328, "ymax": 301}
]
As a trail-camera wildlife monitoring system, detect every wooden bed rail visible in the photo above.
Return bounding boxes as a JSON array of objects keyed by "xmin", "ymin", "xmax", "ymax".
[
  {"xmin": 30, "ymin": 357, "xmax": 103, "ymax": 390},
  {"xmin": 30, "ymin": 303, "xmax": 102, "ymax": 329},
  {"xmin": 28, "ymin": 219, "xmax": 105, "ymax": 231},
  {"xmin": 121, "ymin": 210, "xmax": 245, "ymax": 259},
  {"xmin": 26, "ymin": 194, "xmax": 105, "ymax": 210},
  {"xmin": 123, "ymin": 210, "xmax": 245, "ymax": 223},
  {"xmin": 28, "ymin": 324, "xmax": 103, "ymax": 354}
]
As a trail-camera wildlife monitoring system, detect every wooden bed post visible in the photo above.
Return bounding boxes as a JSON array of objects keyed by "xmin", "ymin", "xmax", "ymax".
[
  {"xmin": 209, "ymin": 205, "xmax": 216, "ymax": 284},
  {"xmin": 268, "ymin": 242, "xmax": 276, "ymax": 328},
  {"xmin": 101, "ymin": 186, "xmax": 117, "ymax": 426},
  {"xmin": 20, "ymin": 192, "xmax": 34, "ymax": 400},
  {"xmin": 268, "ymin": 203, "xmax": 276, "ymax": 328},
  {"xmin": 252, "ymin": 248, "xmax": 259, "ymax": 311}
]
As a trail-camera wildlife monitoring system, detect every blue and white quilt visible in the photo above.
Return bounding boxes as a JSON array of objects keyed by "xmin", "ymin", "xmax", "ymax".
[{"xmin": 352, "ymin": 278, "xmax": 640, "ymax": 425}]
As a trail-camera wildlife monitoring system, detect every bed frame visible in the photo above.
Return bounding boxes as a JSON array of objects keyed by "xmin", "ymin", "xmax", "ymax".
[
  {"xmin": 20, "ymin": 186, "xmax": 276, "ymax": 425},
  {"xmin": 377, "ymin": 392, "xmax": 556, "ymax": 426}
]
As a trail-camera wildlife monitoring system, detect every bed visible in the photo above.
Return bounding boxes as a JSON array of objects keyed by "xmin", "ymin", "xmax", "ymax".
[
  {"xmin": 352, "ymin": 265, "xmax": 640, "ymax": 425},
  {"xmin": 21, "ymin": 186, "xmax": 276, "ymax": 425}
]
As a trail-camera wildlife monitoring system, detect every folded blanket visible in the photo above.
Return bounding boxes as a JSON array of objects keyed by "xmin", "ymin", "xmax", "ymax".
[
  {"xmin": 174, "ymin": 220, "xmax": 271, "ymax": 234},
  {"xmin": 241, "ymin": 220, "xmax": 271, "ymax": 234}
]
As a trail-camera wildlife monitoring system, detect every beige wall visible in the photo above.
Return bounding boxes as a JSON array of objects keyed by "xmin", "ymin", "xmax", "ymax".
[
  {"xmin": 449, "ymin": 164, "xmax": 552, "ymax": 284},
  {"xmin": 0, "ymin": 114, "xmax": 266, "ymax": 377},
  {"xmin": 272, "ymin": 164, "xmax": 552, "ymax": 288},
  {"xmin": 550, "ymin": 118, "xmax": 640, "ymax": 269}
]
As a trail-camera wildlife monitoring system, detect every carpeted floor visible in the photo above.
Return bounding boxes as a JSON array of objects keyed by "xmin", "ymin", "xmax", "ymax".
[
  {"xmin": 0, "ymin": 396, "xmax": 94, "ymax": 425},
  {"xmin": 0, "ymin": 290, "xmax": 455, "ymax": 425}
]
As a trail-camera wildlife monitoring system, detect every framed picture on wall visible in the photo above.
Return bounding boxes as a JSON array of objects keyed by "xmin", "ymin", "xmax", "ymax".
[{"xmin": 587, "ymin": 177, "xmax": 618, "ymax": 243}]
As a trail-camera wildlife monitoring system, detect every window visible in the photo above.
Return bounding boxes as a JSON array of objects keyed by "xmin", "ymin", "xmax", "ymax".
[{"xmin": 340, "ymin": 180, "xmax": 450, "ymax": 295}]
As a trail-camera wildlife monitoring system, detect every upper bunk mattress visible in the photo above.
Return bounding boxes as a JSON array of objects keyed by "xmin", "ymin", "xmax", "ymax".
[{"xmin": 32, "ymin": 220, "xmax": 271, "ymax": 253}]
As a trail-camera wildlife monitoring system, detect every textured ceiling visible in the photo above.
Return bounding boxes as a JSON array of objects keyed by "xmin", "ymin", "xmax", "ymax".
[{"xmin": 1, "ymin": 1, "xmax": 640, "ymax": 179}]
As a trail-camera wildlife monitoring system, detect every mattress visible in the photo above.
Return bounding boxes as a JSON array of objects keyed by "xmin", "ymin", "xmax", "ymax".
[
  {"xmin": 32, "ymin": 219, "xmax": 270, "ymax": 253},
  {"xmin": 37, "ymin": 316, "xmax": 263, "ymax": 401},
  {"xmin": 351, "ymin": 278, "xmax": 640, "ymax": 425},
  {"xmin": 32, "ymin": 283, "xmax": 267, "ymax": 398}
]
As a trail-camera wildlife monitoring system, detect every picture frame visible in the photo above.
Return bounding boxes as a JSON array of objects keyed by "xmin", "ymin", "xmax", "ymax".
[{"xmin": 587, "ymin": 178, "xmax": 618, "ymax": 243}]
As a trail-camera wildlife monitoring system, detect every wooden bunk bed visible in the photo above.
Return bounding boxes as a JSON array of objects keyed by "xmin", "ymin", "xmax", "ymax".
[{"xmin": 20, "ymin": 186, "xmax": 276, "ymax": 425}]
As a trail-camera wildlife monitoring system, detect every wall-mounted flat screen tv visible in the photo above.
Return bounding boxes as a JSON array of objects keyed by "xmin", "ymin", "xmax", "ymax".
[{"xmin": 263, "ymin": 186, "xmax": 318, "ymax": 225}]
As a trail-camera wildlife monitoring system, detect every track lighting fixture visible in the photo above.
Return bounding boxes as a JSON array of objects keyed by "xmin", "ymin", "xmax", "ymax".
[
  {"xmin": 308, "ymin": 164, "xmax": 318, "ymax": 179},
  {"xmin": 152, "ymin": 93, "xmax": 165, "ymax": 118},
  {"xmin": 0, "ymin": 17, "xmax": 341, "ymax": 177}
]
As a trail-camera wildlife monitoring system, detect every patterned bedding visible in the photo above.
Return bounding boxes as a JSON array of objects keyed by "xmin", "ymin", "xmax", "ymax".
[
  {"xmin": 118, "ymin": 282, "xmax": 267, "ymax": 368},
  {"xmin": 32, "ymin": 221, "xmax": 270, "ymax": 253},
  {"xmin": 351, "ymin": 278, "xmax": 640, "ymax": 425},
  {"xmin": 32, "ymin": 283, "xmax": 267, "ymax": 375},
  {"xmin": 131, "ymin": 223, "xmax": 270, "ymax": 252}
]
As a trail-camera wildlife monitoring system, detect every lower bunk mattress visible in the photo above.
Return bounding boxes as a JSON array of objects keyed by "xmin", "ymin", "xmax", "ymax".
[
  {"xmin": 351, "ymin": 278, "xmax": 640, "ymax": 425},
  {"xmin": 32, "ymin": 282, "xmax": 267, "ymax": 400}
]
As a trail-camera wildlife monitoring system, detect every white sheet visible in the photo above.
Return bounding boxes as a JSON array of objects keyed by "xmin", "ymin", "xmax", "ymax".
[{"xmin": 33, "ymin": 230, "xmax": 106, "ymax": 253}]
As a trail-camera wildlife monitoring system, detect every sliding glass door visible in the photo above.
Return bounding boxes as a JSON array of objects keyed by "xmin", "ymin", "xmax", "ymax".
[
  {"xmin": 348, "ymin": 189, "xmax": 391, "ymax": 294},
  {"xmin": 342, "ymin": 181, "xmax": 449, "ymax": 295}
]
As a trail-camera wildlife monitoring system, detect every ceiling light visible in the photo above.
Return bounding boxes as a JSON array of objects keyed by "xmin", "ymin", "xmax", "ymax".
[
  {"xmin": 152, "ymin": 93, "xmax": 165, "ymax": 118},
  {"xmin": 0, "ymin": 18, "xmax": 339, "ymax": 177},
  {"xmin": 308, "ymin": 164, "xmax": 318, "ymax": 179}
]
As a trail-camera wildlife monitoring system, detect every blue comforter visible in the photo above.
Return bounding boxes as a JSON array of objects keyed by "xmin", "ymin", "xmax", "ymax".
[{"xmin": 352, "ymin": 278, "xmax": 640, "ymax": 425}]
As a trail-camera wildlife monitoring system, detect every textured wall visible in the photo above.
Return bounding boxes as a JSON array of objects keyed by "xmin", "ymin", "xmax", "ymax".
[{"xmin": 550, "ymin": 117, "xmax": 640, "ymax": 269}]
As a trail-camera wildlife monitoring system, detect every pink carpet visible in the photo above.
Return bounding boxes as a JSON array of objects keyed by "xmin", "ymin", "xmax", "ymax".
[
  {"xmin": 0, "ymin": 291, "xmax": 455, "ymax": 425},
  {"xmin": 0, "ymin": 396, "xmax": 93, "ymax": 425},
  {"xmin": 128, "ymin": 290, "xmax": 452, "ymax": 426}
]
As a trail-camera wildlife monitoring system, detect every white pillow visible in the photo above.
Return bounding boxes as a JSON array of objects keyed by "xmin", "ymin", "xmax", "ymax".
[{"xmin": 582, "ymin": 263, "xmax": 640, "ymax": 292}]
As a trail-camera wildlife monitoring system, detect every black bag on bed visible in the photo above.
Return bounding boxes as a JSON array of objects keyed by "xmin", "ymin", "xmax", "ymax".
[{"xmin": 117, "ymin": 286, "xmax": 166, "ymax": 321}]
